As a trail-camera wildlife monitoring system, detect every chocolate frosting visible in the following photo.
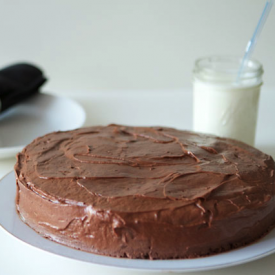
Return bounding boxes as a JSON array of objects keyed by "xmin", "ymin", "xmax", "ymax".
[{"xmin": 15, "ymin": 125, "xmax": 275, "ymax": 259}]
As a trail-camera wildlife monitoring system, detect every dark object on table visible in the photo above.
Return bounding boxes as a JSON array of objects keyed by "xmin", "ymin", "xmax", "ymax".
[{"xmin": 0, "ymin": 63, "xmax": 47, "ymax": 113}]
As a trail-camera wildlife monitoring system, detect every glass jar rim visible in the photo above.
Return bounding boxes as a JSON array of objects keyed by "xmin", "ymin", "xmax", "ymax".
[{"xmin": 193, "ymin": 55, "xmax": 263, "ymax": 85}]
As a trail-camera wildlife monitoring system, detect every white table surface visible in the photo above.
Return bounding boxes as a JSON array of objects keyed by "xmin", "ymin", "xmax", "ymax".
[{"xmin": 0, "ymin": 89, "xmax": 275, "ymax": 275}]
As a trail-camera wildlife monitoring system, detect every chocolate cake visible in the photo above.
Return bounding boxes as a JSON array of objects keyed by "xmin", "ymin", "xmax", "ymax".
[{"xmin": 15, "ymin": 125, "xmax": 275, "ymax": 259}]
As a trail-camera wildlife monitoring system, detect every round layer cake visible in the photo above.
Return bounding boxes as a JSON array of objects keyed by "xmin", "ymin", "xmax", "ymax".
[{"xmin": 15, "ymin": 125, "xmax": 275, "ymax": 259}]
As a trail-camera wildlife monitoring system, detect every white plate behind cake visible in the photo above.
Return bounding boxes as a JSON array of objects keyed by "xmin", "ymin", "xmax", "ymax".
[
  {"xmin": 0, "ymin": 171, "xmax": 275, "ymax": 274},
  {"xmin": 0, "ymin": 93, "xmax": 86, "ymax": 159}
]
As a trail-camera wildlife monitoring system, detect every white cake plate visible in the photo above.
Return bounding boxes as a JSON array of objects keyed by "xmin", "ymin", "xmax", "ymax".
[
  {"xmin": 1, "ymin": 172, "xmax": 275, "ymax": 273},
  {"xmin": 0, "ymin": 93, "xmax": 86, "ymax": 159}
]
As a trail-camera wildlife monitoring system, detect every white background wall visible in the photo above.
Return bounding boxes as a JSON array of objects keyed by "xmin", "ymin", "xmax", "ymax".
[{"xmin": 0, "ymin": 0, "xmax": 274, "ymax": 93}]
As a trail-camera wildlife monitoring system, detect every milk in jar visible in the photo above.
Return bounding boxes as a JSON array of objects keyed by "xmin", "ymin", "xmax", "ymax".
[{"xmin": 193, "ymin": 56, "xmax": 263, "ymax": 146}]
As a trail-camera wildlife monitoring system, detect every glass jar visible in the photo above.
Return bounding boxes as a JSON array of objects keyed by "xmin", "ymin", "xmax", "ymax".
[{"xmin": 193, "ymin": 56, "xmax": 263, "ymax": 146}]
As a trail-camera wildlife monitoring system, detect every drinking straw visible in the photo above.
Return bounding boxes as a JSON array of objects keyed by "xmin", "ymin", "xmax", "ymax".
[{"xmin": 236, "ymin": 0, "xmax": 273, "ymax": 82}]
